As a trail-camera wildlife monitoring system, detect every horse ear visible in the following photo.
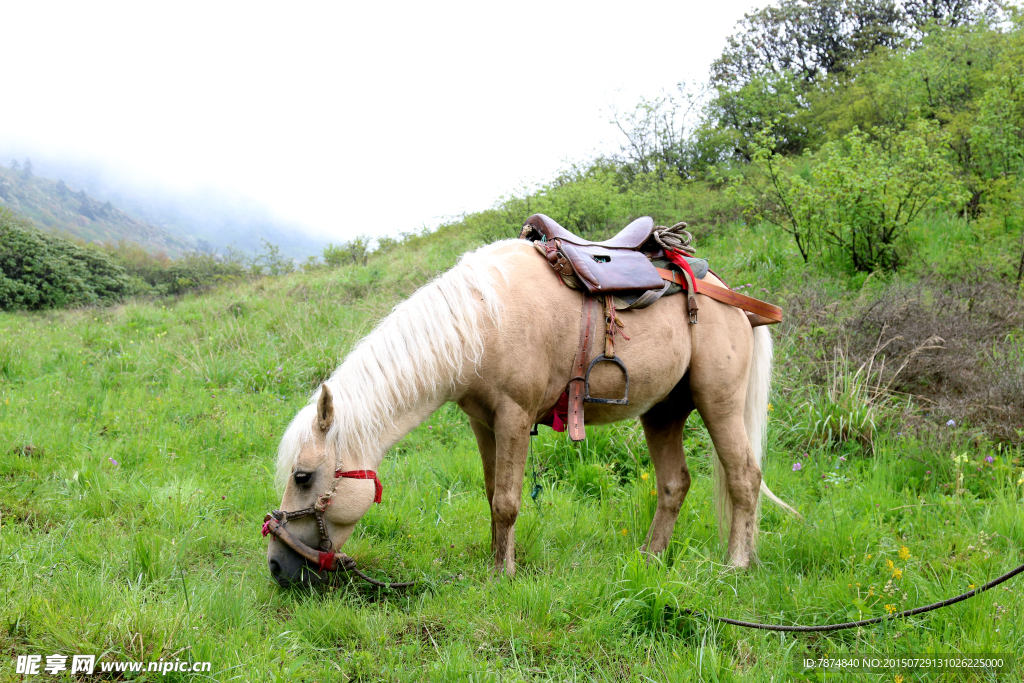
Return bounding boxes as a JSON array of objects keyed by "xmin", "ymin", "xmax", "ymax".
[{"xmin": 317, "ymin": 383, "xmax": 334, "ymax": 432}]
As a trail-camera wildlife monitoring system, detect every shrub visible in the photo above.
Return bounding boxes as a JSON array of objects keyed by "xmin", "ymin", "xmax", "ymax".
[
  {"xmin": 744, "ymin": 122, "xmax": 968, "ymax": 271},
  {"xmin": 0, "ymin": 207, "xmax": 130, "ymax": 310},
  {"xmin": 323, "ymin": 236, "xmax": 370, "ymax": 267}
]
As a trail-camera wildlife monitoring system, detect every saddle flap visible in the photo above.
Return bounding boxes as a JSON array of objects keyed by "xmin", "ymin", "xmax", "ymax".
[{"xmin": 558, "ymin": 243, "xmax": 665, "ymax": 294}]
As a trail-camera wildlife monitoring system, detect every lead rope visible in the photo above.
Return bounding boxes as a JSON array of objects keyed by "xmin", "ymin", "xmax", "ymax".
[
  {"xmin": 335, "ymin": 554, "xmax": 417, "ymax": 589},
  {"xmin": 684, "ymin": 559, "xmax": 1024, "ymax": 632},
  {"xmin": 529, "ymin": 425, "xmax": 542, "ymax": 511}
]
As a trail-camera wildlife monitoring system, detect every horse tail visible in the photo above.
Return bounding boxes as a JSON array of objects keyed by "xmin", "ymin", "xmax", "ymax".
[
  {"xmin": 745, "ymin": 326, "xmax": 801, "ymax": 519},
  {"xmin": 712, "ymin": 325, "xmax": 800, "ymax": 547}
]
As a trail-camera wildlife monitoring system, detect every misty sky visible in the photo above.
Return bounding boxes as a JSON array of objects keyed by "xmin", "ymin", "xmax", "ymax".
[{"xmin": 2, "ymin": 0, "xmax": 764, "ymax": 242}]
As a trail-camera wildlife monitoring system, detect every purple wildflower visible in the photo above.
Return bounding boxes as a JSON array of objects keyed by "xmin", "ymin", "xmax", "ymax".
[
  {"xmin": 792, "ymin": 462, "xmax": 802, "ymax": 471},
  {"xmin": 109, "ymin": 458, "xmax": 118, "ymax": 466},
  {"xmin": 985, "ymin": 456, "xmax": 994, "ymax": 464},
  {"xmin": 946, "ymin": 419, "xmax": 956, "ymax": 427}
]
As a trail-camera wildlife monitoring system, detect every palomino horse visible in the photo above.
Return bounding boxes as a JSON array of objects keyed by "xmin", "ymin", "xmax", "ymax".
[{"xmin": 266, "ymin": 239, "xmax": 797, "ymax": 586}]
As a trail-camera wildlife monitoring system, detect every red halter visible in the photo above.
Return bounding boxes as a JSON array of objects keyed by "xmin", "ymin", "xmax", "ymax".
[{"xmin": 336, "ymin": 469, "xmax": 382, "ymax": 504}]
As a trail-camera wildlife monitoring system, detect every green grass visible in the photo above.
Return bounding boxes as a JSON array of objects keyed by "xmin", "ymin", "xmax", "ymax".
[{"xmin": 1, "ymin": 226, "xmax": 1022, "ymax": 681}]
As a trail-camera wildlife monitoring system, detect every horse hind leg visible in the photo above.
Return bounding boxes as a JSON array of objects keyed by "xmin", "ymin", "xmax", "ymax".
[
  {"xmin": 703, "ymin": 411, "xmax": 762, "ymax": 569},
  {"xmin": 639, "ymin": 403, "xmax": 693, "ymax": 556}
]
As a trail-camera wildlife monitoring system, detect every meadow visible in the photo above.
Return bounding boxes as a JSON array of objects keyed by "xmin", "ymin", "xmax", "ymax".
[{"xmin": 1, "ymin": 217, "xmax": 1022, "ymax": 682}]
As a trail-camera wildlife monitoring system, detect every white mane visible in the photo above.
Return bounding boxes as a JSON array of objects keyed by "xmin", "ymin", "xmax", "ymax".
[{"xmin": 274, "ymin": 240, "xmax": 513, "ymax": 489}]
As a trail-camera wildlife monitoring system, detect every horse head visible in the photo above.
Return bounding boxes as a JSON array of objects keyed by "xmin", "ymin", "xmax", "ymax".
[{"xmin": 266, "ymin": 383, "xmax": 378, "ymax": 587}]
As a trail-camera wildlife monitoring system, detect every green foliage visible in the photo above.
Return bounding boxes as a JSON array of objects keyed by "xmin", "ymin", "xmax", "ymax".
[
  {"xmin": 744, "ymin": 122, "xmax": 968, "ymax": 271},
  {"xmin": 99, "ymin": 240, "xmax": 248, "ymax": 296},
  {"xmin": 703, "ymin": 72, "xmax": 813, "ymax": 159},
  {"xmin": 322, "ymin": 235, "xmax": 371, "ymax": 268},
  {"xmin": 0, "ymin": 207, "xmax": 131, "ymax": 310}
]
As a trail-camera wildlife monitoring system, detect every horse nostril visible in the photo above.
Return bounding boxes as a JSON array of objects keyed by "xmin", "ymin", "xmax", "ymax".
[{"xmin": 269, "ymin": 558, "xmax": 283, "ymax": 579}]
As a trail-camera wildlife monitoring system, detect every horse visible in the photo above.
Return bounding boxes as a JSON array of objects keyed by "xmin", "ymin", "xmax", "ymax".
[{"xmin": 265, "ymin": 239, "xmax": 798, "ymax": 586}]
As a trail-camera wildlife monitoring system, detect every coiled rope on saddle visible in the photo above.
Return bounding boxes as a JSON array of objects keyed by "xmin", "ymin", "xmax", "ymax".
[
  {"xmin": 652, "ymin": 221, "xmax": 700, "ymax": 321},
  {"xmin": 652, "ymin": 221, "xmax": 696, "ymax": 256}
]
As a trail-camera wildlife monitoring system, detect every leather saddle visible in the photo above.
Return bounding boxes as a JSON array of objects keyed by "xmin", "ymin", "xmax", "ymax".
[{"xmin": 519, "ymin": 214, "xmax": 665, "ymax": 295}]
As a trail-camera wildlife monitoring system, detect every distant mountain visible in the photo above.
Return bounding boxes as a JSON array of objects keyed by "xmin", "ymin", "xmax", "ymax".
[
  {"xmin": 0, "ymin": 154, "xmax": 327, "ymax": 259},
  {"xmin": 0, "ymin": 164, "xmax": 195, "ymax": 255}
]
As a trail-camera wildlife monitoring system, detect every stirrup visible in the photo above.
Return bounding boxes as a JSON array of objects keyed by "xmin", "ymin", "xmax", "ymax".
[{"xmin": 583, "ymin": 355, "xmax": 629, "ymax": 405}]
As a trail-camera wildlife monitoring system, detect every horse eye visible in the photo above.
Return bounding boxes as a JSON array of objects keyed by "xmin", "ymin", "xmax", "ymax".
[{"xmin": 293, "ymin": 471, "xmax": 313, "ymax": 486}]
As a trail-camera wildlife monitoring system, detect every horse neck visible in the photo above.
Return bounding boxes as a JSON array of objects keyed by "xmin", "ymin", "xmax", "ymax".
[
  {"xmin": 329, "ymin": 383, "xmax": 450, "ymax": 472},
  {"xmin": 374, "ymin": 397, "xmax": 448, "ymax": 464}
]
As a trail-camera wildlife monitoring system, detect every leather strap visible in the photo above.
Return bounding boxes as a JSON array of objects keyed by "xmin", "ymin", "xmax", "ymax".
[
  {"xmin": 566, "ymin": 297, "xmax": 600, "ymax": 442},
  {"xmin": 655, "ymin": 267, "xmax": 783, "ymax": 324}
]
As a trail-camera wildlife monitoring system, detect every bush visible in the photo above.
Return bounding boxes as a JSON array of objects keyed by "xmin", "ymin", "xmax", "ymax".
[
  {"xmin": 0, "ymin": 207, "xmax": 131, "ymax": 310},
  {"xmin": 101, "ymin": 240, "xmax": 248, "ymax": 296},
  {"xmin": 744, "ymin": 123, "xmax": 968, "ymax": 272}
]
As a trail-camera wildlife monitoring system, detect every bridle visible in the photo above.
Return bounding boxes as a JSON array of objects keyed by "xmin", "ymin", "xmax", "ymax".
[{"xmin": 262, "ymin": 468, "xmax": 381, "ymax": 572}]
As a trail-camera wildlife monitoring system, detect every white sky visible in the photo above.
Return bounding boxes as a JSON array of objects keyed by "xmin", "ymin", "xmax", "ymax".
[{"xmin": 1, "ymin": 0, "xmax": 764, "ymax": 242}]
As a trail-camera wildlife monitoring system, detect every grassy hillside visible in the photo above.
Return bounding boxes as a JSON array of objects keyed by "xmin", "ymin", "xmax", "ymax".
[
  {"xmin": 0, "ymin": 165, "xmax": 195, "ymax": 256},
  {"xmin": 1, "ymin": 212, "xmax": 1021, "ymax": 681}
]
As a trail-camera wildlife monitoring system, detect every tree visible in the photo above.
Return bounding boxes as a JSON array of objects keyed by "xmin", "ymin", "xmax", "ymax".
[
  {"xmin": 21, "ymin": 158, "xmax": 32, "ymax": 180},
  {"xmin": 702, "ymin": 71, "xmax": 813, "ymax": 160},
  {"xmin": 710, "ymin": 0, "xmax": 905, "ymax": 88},
  {"xmin": 902, "ymin": 0, "xmax": 1006, "ymax": 30},
  {"xmin": 609, "ymin": 84, "xmax": 703, "ymax": 179}
]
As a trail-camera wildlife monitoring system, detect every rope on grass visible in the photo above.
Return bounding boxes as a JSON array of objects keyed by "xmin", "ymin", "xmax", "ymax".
[
  {"xmin": 335, "ymin": 553, "xmax": 416, "ymax": 589},
  {"xmin": 683, "ymin": 559, "xmax": 1024, "ymax": 632}
]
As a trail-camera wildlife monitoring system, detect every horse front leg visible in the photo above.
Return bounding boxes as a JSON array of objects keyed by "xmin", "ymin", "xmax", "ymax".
[
  {"xmin": 640, "ymin": 403, "xmax": 692, "ymax": 555},
  {"xmin": 468, "ymin": 417, "xmax": 497, "ymax": 551},
  {"xmin": 489, "ymin": 403, "xmax": 531, "ymax": 577}
]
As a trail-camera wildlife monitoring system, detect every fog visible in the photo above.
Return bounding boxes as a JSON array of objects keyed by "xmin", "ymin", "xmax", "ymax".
[{"xmin": 1, "ymin": 0, "xmax": 764, "ymax": 247}]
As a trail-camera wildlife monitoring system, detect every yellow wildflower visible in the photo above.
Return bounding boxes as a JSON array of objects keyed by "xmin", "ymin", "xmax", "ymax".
[
  {"xmin": 893, "ymin": 568, "xmax": 903, "ymax": 580},
  {"xmin": 640, "ymin": 472, "xmax": 649, "ymax": 481},
  {"xmin": 895, "ymin": 674, "xmax": 904, "ymax": 683},
  {"xmin": 767, "ymin": 403, "xmax": 774, "ymax": 412},
  {"xmin": 969, "ymin": 583, "xmax": 975, "ymax": 589},
  {"xmin": 899, "ymin": 546, "xmax": 911, "ymax": 561},
  {"xmin": 885, "ymin": 604, "xmax": 898, "ymax": 615},
  {"xmin": 621, "ymin": 528, "xmax": 628, "ymax": 536},
  {"xmin": 886, "ymin": 559, "xmax": 895, "ymax": 572},
  {"xmin": 650, "ymin": 489, "xmax": 657, "ymax": 497},
  {"xmin": 866, "ymin": 554, "xmax": 873, "ymax": 560}
]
